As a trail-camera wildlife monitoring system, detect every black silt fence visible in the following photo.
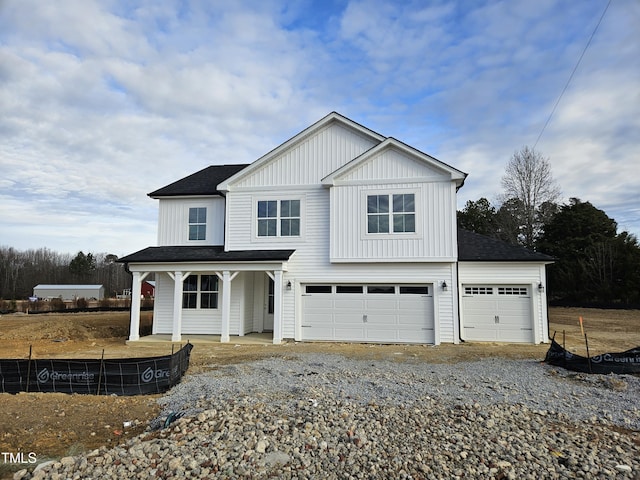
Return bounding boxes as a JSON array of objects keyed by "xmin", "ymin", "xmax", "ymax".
[{"xmin": 0, "ymin": 343, "xmax": 193, "ymax": 396}]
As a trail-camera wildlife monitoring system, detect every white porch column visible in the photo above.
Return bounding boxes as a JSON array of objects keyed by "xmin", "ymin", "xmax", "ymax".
[
  {"xmin": 128, "ymin": 271, "xmax": 147, "ymax": 341},
  {"xmin": 273, "ymin": 270, "xmax": 283, "ymax": 345},
  {"xmin": 172, "ymin": 271, "xmax": 183, "ymax": 342},
  {"xmin": 220, "ymin": 270, "xmax": 232, "ymax": 343}
]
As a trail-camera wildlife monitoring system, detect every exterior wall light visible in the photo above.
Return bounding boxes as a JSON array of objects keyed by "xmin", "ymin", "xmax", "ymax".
[
  {"xmin": 441, "ymin": 281, "xmax": 448, "ymax": 291},
  {"xmin": 286, "ymin": 281, "xmax": 292, "ymax": 290},
  {"xmin": 538, "ymin": 283, "xmax": 544, "ymax": 292}
]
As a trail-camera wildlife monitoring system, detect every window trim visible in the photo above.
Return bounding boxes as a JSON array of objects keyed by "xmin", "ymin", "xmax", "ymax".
[
  {"xmin": 361, "ymin": 189, "xmax": 420, "ymax": 239},
  {"xmin": 252, "ymin": 195, "xmax": 305, "ymax": 242}
]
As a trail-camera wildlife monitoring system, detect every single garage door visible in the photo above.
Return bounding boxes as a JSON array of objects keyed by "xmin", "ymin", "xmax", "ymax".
[
  {"xmin": 461, "ymin": 285, "xmax": 533, "ymax": 342},
  {"xmin": 301, "ymin": 284, "xmax": 434, "ymax": 343}
]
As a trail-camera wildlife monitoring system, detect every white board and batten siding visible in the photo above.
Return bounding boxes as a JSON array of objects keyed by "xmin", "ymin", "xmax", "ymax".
[
  {"xmin": 458, "ymin": 262, "xmax": 549, "ymax": 344},
  {"xmin": 326, "ymin": 144, "xmax": 459, "ymax": 262},
  {"xmin": 157, "ymin": 197, "xmax": 225, "ymax": 246},
  {"xmin": 229, "ymin": 122, "xmax": 379, "ymax": 189},
  {"xmin": 329, "ymin": 181, "xmax": 457, "ymax": 261}
]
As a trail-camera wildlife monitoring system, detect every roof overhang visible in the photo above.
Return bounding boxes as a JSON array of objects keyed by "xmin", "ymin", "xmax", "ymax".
[{"xmin": 118, "ymin": 246, "xmax": 295, "ymax": 268}]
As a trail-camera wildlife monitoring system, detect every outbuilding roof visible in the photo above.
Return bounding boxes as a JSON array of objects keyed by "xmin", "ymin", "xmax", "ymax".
[
  {"xmin": 33, "ymin": 285, "xmax": 104, "ymax": 289},
  {"xmin": 118, "ymin": 246, "xmax": 295, "ymax": 264},
  {"xmin": 148, "ymin": 164, "xmax": 250, "ymax": 198},
  {"xmin": 457, "ymin": 228, "xmax": 554, "ymax": 262}
]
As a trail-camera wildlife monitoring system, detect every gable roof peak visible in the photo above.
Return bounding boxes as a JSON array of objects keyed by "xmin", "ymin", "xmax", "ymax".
[
  {"xmin": 216, "ymin": 112, "xmax": 386, "ymax": 191},
  {"xmin": 322, "ymin": 136, "xmax": 467, "ymax": 187}
]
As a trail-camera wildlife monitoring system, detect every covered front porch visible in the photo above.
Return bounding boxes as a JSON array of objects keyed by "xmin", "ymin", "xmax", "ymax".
[{"xmin": 118, "ymin": 246, "xmax": 295, "ymax": 345}]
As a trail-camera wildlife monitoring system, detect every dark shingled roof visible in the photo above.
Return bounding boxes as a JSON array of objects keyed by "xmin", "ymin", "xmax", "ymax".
[
  {"xmin": 457, "ymin": 228, "xmax": 554, "ymax": 262},
  {"xmin": 118, "ymin": 246, "xmax": 295, "ymax": 264},
  {"xmin": 148, "ymin": 164, "xmax": 250, "ymax": 197}
]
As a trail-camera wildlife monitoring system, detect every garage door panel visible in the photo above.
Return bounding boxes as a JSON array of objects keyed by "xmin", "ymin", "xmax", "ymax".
[
  {"xmin": 336, "ymin": 313, "xmax": 368, "ymax": 324},
  {"xmin": 398, "ymin": 316, "xmax": 426, "ymax": 327},
  {"xmin": 304, "ymin": 297, "xmax": 334, "ymax": 309},
  {"xmin": 497, "ymin": 326, "xmax": 532, "ymax": 342},
  {"xmin": 302, "ymin": 284, "xmax": 434, "ymax": 344},
  {"xmin": 462, "ymin": 326, "xmax": 497, "ymax": 342},
  {"xmin": 301, "ymin": 326, "xmax": 333, "ymax": 340},
  {"xmin": 496, "ymin": 313, "xmax": 529, "ymax": 327},
  {"xmin": 334, "ymin": 298, "xmax": 366, "ymax": 309},
  {"xmin": 366, "ymin": 313, "xmax": 398, "ymax": 325},
  {"xmin": 334, "ymin": 327, "xmax": 366, "ymax": 340},
  {"xmin": 365, "ymin": 298, "xmax": 398, "ymax": 309}
]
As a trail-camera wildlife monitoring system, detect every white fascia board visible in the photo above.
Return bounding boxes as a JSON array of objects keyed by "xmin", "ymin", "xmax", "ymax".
[
  {"xmin": 217, "ymin": 112, "xmax": 386, "ymax": 192},
  {"xmin": 126, "ymin": 262, "xmax": 289, "ymax": 273}
]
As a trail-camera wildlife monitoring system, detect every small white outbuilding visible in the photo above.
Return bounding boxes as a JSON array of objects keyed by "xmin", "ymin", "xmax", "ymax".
[{"xmin": 33, "ymin": 284, "xmax": 105, "ymax": 301}]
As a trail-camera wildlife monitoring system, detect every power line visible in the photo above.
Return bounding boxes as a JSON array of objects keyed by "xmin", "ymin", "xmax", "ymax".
[{"xmin": 533, "ymin": 0, "xmax": 611, "ymax": 149}]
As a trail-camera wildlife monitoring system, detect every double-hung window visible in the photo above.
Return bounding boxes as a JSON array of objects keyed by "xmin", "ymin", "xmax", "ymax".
[
  {"xmin": 367, "ymin": 193, "xmax": 415, "ymax": 234},
  {"xmin": 392, "ymin": 194, "xmax": 415, "ymax": 233},
  {"xmin": 257, "ymin": 201, "xmax": 278, "ymax": 237},
  {"xmin": 280, "ymin": 200, "xmax": 300, "ymax": 236},
  {"xmin": 257, "ymin": 199, "xmax": 300, "ymax": 237},
  {"xmin": 183, "ymin": 274, "xmax": 219, "ymax": 309},
  {"xmin": 188, "ymin": 207, "xmax": 207, "ymax": 241},
  {"xmin": 367, "ymin": 195, "xmax": 389, "ymax": 234}
]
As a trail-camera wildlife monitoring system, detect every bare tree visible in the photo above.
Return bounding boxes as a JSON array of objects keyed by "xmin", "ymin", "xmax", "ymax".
[{"xmin": 500, "ymin": 146, "xmax": 561, "ymax": 248}]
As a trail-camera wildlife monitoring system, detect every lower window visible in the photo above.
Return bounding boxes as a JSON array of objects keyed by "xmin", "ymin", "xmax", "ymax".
[{"xmin": 183, "ymin": 274, "xmax": 219, "ymax": 309}]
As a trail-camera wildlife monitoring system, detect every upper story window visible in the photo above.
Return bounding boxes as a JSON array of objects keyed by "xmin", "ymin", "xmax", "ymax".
[
  {"xmin": 367, "ymin": 194, "xmax": 415, "ymax": 234},
  {"xmin": 392, "ymin": 193, "xmax": 415, "ymax": 233},
  {"xmin": 367, "ymin": 195, "xmax": 389, "ymax": 233},
  {"xmin": 257, "ymin": 199, "xmax": 300, "ymax": 237},
  {"xmin": 188, "ymin": 207, "xmax": 207, "ymax": 241}
]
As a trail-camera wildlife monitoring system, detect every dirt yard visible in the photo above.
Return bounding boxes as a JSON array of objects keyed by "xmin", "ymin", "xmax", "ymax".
[{"xmin": 0, "ymin": 307, "xmax": 638, "ymax": 477}]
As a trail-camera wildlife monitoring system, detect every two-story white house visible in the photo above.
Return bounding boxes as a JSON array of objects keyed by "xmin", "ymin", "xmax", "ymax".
[{"xmin": 119, "ymin": 112, "xmax": 553, "ymax": 345}]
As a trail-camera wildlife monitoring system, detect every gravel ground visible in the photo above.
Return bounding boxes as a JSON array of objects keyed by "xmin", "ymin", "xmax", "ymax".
[{"xmin": 16, "ymin": 354, "xmax": 640, "ymax": 479}]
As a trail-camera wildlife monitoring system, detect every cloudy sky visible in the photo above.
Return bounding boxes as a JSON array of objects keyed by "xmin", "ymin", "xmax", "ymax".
[{"xmin": 1, "ymin": 0, "xmax": 638, "ymax": 257}]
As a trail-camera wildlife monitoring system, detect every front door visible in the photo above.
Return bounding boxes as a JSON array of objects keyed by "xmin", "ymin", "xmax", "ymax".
[{"xmin": 264, "ymin": 277, "xmax": 274, "ymax": 331}]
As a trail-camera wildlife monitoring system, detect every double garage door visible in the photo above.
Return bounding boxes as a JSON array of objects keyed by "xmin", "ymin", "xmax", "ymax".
[
  {"xmin": 461, "ymin": 285, "xmax": 533, "ymax": 342},
  {"xmin": 301, "ymin": 284, "xmax": 434, "ymax": 343}
]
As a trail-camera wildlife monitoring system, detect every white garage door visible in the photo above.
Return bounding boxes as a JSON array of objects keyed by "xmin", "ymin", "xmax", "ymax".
[
  {"xmin": 301, "ymin": 284, "xmax": 434, "ymax": 343},
  {"xmin": 461, "ymin": 285, "xmax": 533, "ymax": 342}
]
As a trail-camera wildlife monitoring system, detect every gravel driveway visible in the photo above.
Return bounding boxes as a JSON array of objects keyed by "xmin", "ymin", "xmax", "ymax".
[{"xmin": 19, "ymin": 354, "xmax": 640, "ymax": 479}]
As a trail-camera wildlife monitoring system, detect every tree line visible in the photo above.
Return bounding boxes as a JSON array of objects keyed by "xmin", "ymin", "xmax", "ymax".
[
  {"xmin": 0, "ymin": 248, "xmax": 130, "ymax": 300},
  {"xmin": 2, "ymin": 146, "xmax": 638, "ymax": 307},
  {"xmin": 458, "ymin": 147, "xmax": 640, "ymax": 307}
]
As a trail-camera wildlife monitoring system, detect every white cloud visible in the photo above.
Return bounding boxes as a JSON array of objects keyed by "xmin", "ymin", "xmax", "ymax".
[{"xmin": 0, "ymin": 0, "xmax": 638, "ymax": 257}]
